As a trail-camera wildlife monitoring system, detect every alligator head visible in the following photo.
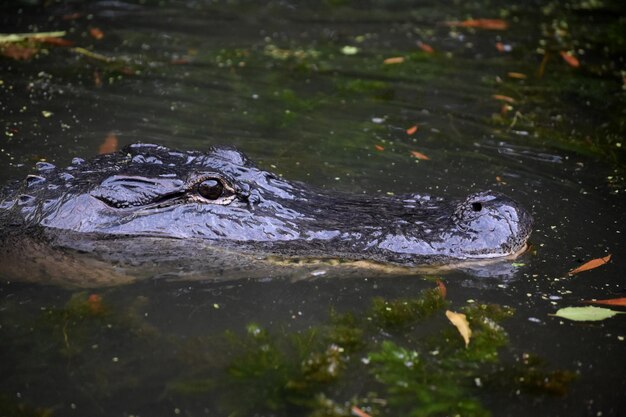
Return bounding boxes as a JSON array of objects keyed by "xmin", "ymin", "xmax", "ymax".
[{"xmin": 1, "ymin": 143, "xmax": 532, "ymax": 266}]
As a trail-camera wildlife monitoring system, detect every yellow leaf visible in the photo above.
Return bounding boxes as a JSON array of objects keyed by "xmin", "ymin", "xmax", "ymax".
[{"xmin": 446, "ymin": 310, "xmax": 472, "ymax": 348}]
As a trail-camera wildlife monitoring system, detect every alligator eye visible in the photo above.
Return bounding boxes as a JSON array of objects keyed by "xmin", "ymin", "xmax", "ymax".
[
  {"xmin": 197, "ymin": 179, "xmax": 224, "ymax": 200},
  {"xmin": 471, "ymin": 202, "xmax": 482, "ymax": 212}
]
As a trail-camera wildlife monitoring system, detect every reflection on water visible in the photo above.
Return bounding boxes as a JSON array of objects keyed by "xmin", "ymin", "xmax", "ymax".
[{"xmin": 0, "ymin": 1, "xmax": 624, "ymax": 416}]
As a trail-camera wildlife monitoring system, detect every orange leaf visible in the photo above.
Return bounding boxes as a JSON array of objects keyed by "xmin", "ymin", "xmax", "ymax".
[
  {"xmin": 93, "ymin": 69, "xmax": 102, "ymax": 87},
  {"xmin": 560, "ymin": 51, "xmax": 580, "ymax": 68},
  {"xmin": 406, "ymin": 125, "xmax": 418, "ymax": 135},
  {"xmin": 417, "ymin": 42, "xmax": 434, "ymax": 54},
  {"xmin": 89, "ymin": 28, "xmax": 104, "ymax": 40},
  {"xmin": 383, "ymin": 56, "xmax": 405, "ymax": 64},
  {"xmin": 492, "ymin": 94, "xmax": 515, "ymax": 103},
  {"xmin": 436, "ymin": 279, "xmax": 447, "ymax": 299},
  {"xmin": 568, "ymin": 254, "xmax": 611, "ymax": 275},
  {"xmin": 35, "ymin": 37, "xmax": 74, "ymax": 46},
  {"xmin": 374, "ymin": 144, "xmax": 385, "ymax": 151},
  {"xmin": 99, "ymin": 133, "xmax": 119, "ymax": 154},
  {"xmin": 410, "ymin": 150, "xmax": 430, "ymax": 160},
  {"xmin": 62, "ymin": 12, "xmax": 83, "ymax": 20},
  {"xmin": 446, "ymin": 310, "xmax": 472, "ymax": 347},
  {"xmin": 445, "ymin": 19, "xmax": 508, "ymax": 30},
  {"xmin": 583, "ymin": 297, "xmax": 626, "ymax": 307},
  {"xmin": 87, "ymin": 294, "xmax": 104, "ymax": 314},
  {"xmin": 507, "ymin": 72, "xmax": 527, "ymax": 79},
  {"xmin": 351, "ymin": 406, "xmax": 373, "ymax": 417}
]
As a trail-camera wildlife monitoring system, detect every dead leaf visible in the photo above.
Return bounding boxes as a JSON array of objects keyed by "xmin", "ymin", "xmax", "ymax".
[
  {"xmin": 93, "ymin": 69, "xmax": 102, "ymax": 87},
  {"xmin": 507, "ymin": 72, "xmax": 527, "ymax": 79},
  {"xmin": 568, "ymin": 254, "xmax": 611, "ymax": 275},
  {"xmin": 1, "ymin": 44, "xmax": 38, "ymax": 60},
  {"xmin": 492, "ymin": 94, "xmax": 515, "ymax": 103},
  {"xmin": 417, "ymin": 42, "xmax": 434, "ymax": 54},
  {"xmin": 410, "ymin": 150, "xmax": 430, "ymax": 160},
  {"xmin": 374, "ymin": 144, "xmax": 384, "ymax": 151},
  {"xmin": 445, "ymin": 19, "xmax": 508, "ymax": 30},
  {"xmin": 560, "ymin": 51, "xmax": 580, "ymax": 68},
  {"xmin": 99, "ymin": 133, "xmax": 119, "ymax": 154},
  {"xmin": 383, "ymin": 56, "xmax": 405, "ymax": 64},
  {"xmin": 87, "ymin": 294, "xmax": 104, "ymax": 314},
  {"xmin": 495, "ymin": 42, "xmax": 511, "ymax": 52},
  {"xmin": 62, "ymin": 12, "xmax": 83, "ymax": 20},
  {"xmin": 406, "ymin": 125, "xmax": 418, "ymax": 135},
  {"xmin": 351, "ymin": 406, "xmax": 373, "ymax": 417},
  {"xmin": 583, "ymin": 297, "xmax": 626, "ymax": 307},
  {"xmin": 35, "ymin": 36, "xmax": 74, "ymax": 47},
  {"xmin": 500, "ymin": 103, "xmax": 513, "ymax": 115},
  {"xmin": 89, "ymin": 28, "xmax": 104, "ymax": 40},
  {"xmin": 436, "ymin": 279, "xmax": 447, "ymax": 299},
  {"xmin": 446, "ymin": 310, "xmax": 472, "ymax": 347}
]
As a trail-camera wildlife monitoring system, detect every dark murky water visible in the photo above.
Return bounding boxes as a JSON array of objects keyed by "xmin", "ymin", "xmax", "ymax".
[{"xmin": 1, "ymin": 1, "xmax": 625, "ymax": 416}]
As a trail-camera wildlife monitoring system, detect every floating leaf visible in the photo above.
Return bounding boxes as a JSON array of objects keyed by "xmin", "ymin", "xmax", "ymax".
[
  {"xmin": 410, "ymin": 150, "xmax": 430, "ymax": 160},
  {"xmin": 374, "ymin": 144, "xmax": 384, "ymax": 151},
  {"xmin": 406, "ymin": 125, "xmax": 418, "ymax": 135},
  {"xmin": 417, "ymin": 42, "xmax": 434, "ymax": 54},
  {"xmin": 93, "ymin": 69, "xmax": 102, "ymax": 87},
  {"xmin": 583, "ymin": 297, "xmax": 626, "ymax": 307},
  {"xmin": 495, "ymin": 42, "xmax": 511, "ymax": 52},
  {"xmin": 99, "ymin": 133, "xmax": 119, "ymax": 154},
  {"xmin": 89, "ymin": 28, "xmax": 104, "ymax": 40},
  {"xmin": 351, "ymin": 406, "xmax": 373, "ymax": 417},
  {"xmin": 341, "ymin": 45, "xmax": 359, "ymax": 55},
  {"xmin": 436, "ymin": 279, "xmax": 447, "ymax": 299},
  {"xmin": 445, "ymin": 19, "xmax": 508, "ymax": 30},
  {"xmin": 35, "ymin": 36, "xmax": 74, "ymax": 46},
  {"xmin": 560, "ymin": 51, "xmax": 580, "ymax": 68},
  {"xmin": 87, "ymin": 293, "xmax": 104, "ymax": 314},
  {"xmin": 492, "ymin": 94, "xmax": 515, "ymax": 103},
  {"xmin": 551, "ymin": 306, "xmax": 622, "ymax": 322},
  {"xmin": 383, "ymin": 56, "xmax": 404, "ymax": 64},
  {"xmin": 568, "ymin": 254, "xmax": 611, "ymax": 275},
  {"xmin": 62, "ymin": 12, "xmax": 82, "ymax": 20},
  {"xmin": 507, "ymin": 72, "xmax": 527, "ymax": 79},
  {"xmin": 446, "ymin": 310, "xmax": 471, "ymax": 347}
]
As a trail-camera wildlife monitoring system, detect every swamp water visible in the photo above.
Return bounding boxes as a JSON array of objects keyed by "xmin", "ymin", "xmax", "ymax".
[{"xmin": 0, "ymin": 1, "xmax": 624, "ymax": 416}]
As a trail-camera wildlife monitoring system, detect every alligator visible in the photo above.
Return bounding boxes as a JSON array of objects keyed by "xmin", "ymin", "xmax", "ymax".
[{"xmin": 0, "ymin": 143, "xmax": 532, "ymax": 286}]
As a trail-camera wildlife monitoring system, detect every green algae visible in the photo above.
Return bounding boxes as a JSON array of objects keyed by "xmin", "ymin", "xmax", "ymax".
[
  {"xmin": 369, "ymin": 288, "xmax": 447, "ymax": 329},
  {"xmin": 0, "ymin": 286, "xmax": 575, "ymax": 417},
  {"xmin": 167, "ymin": 289, "xmax": 571, "ymax": 417}
]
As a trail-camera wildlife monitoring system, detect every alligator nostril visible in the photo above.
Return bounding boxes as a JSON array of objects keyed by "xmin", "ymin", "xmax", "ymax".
[{"xmin": 471, "ymin": 202, "xmax": 482, "ymax": 212}]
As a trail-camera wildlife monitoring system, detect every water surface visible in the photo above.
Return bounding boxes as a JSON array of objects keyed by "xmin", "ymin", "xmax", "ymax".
[{"xmin": 0, "ymin": 1, "xmax": 624, "ymax": 416}]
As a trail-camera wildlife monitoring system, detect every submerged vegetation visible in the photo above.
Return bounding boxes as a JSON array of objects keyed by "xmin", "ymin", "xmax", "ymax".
[{"xmin": 0, "ymin": 286, "xmax": 574, "ymax": 417}]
